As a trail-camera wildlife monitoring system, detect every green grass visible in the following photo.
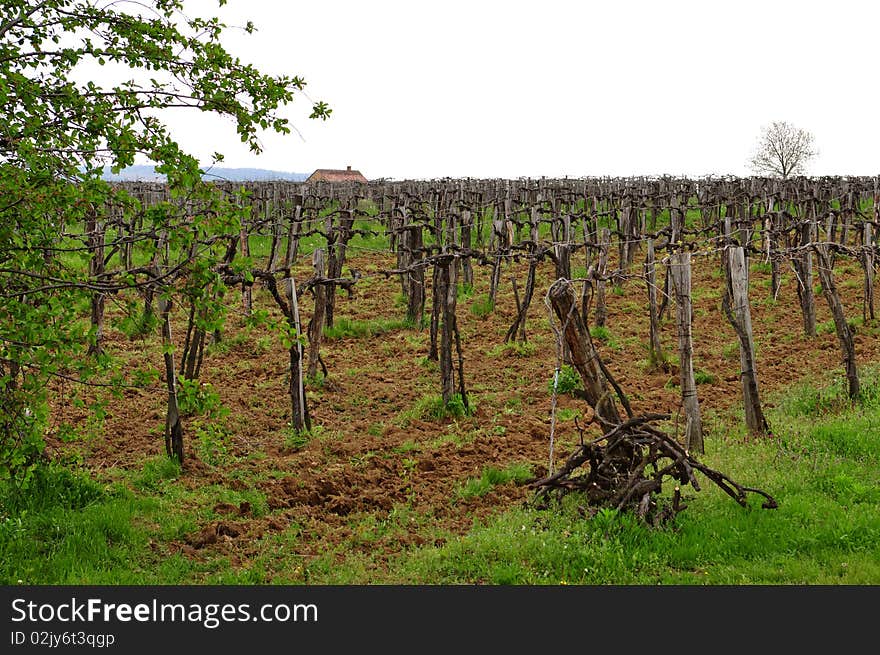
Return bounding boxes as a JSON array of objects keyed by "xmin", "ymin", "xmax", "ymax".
[
  {"xmin": 817, "ymin": 319, "xmax": 836, "ymax": 335},
  {"xmin": 110, "ymin": 302, "xmax": 158, "ymax": 340},
  {"xmin": 722, "ymin": 340, "xmax": 740, "ymax": 360},
  {"xmin": 694, "ymin": 369, "xmax": 716, "ymax": 385},
  {"xmin": 548, "ymin": 364, "xmax": 582, "ymax": 396},
  {"xmin": 0, "ymin": 454, "xmax": 283, "ymax": 584},
  {"xmin": 0, "ymin": 464, "xmax": 159, "ymax": 584},
  {"xmin": 133, "ymin": 455, "xmax": 182, "ymax": 492},
  {"xmin": 323, "ymin": 316, "xmax": 413, "ymax": 339},
  {"xmin": 284, "ymin": 424, "xmax": 326, "ymax": 451},
  {"xmin": 488, "ymin": 341, "xmax": 537, "ymax": 358},
  {"xmin": 556, "ymin": 408, "xmax": 581, "ymax": 422},
  {"xmin": 469, "ymin": 294, "xmax": 495, "ymax": 318},
  {"xmin": 691, "ymin": 286, "xmax": 722, "ymax": 302},
  {"xmin": 455, "ymin": 463, "xmax": 533, "ymax": 500},
  {"xmin": 639, "ymin": 342, "xmax": 674, "ymax": 373},
  {"xmin": 589, "ymin": 325, "xmax": 620, "ymax": 350},
  {"xmin": 398, "ymin": 393, "xmax": 474, "ymax": 424}
]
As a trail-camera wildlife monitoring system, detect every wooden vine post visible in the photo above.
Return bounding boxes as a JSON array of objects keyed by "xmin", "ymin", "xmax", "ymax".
[
  {"xmin": 460, "ymin": 208, "xmax": 473, "ymax": 288},
  {"xmin": 580, "ymin": 198, "xmax": 597, "ymax": 326},
  {"xmin": 284, "ymin": 273, "xmax": 311, "ymax": 432},
  {"xmin": 307, "ymin": 248, "xmax": 327, "ymax": 379},
  {"xmin": 792, "ymin": 212, "xmax": 817, "ymax": 337},
  {"xmin": 405, "ymin": 224, "xmax": 426, "ymax": 327},
  {"xmin": 159, "ymin": 294, "xmax": 184, "ymax": 463},
  {"xmin": 723, "ymin": 244, "xmax": 769, "ymax": 434},
  {"xmin": 669, "ymin": 250, "xmax": 704, "ymax": 453},
  {"xmin": 393, "ymin": 199, "xmax": 409, "ymax": 296},
  {"xmin": 436, "ymin": 253, "xmax": 468, "ymax": 410},
  {"xmin": 240, "ymin": 212, "xmax": 253, "ymax": 316},
  {"xmin": 862, "ymin": 221, "xmax": 875, "ymax": 322},
  {"xmin": 86, "ymin": 205, "xmax": 106, "ymax": 357},
  {"xmin": 488, "ymin": 199, "xmax": 507, "ymax": 304},
  {"xmin": 152, "ymin": 230, "xmax": 184, "ymax": 463},
  {"xmin": 764, "ymin": 201, "xmax": 782, "ymax": 299},
  {"xmin": 325, "ymin": 203, "xmax": 355, "ymax": 329},
  {"xmin": 504, "ymin": 205, "xmax": 541, "ymax": 343},
  {"xmin": 815, "ymin": 244, "xmax": 860, "ymax": 400},
  {"xmin": 552, "ymin": 213, "xmax": 572, "ymax": 281},
  {"xmin": 180, "ymin": 300, "xmax": 206, "ymax": 382},
  {"xmin": 644, "ymin": 238, "xmax": 665, "ymax": 369},
  {"xmin": 264, "ymin": 203, "xmax": 311, "ymax": 434},
  {"xmin": 594, "ymin": 227, "xmax": 610, "ymax": 328}
]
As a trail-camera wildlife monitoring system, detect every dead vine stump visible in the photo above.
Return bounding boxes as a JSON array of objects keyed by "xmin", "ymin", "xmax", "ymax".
[{"xmin": 537, "ymin": 279, "xmax": 777, "ymax": 524}]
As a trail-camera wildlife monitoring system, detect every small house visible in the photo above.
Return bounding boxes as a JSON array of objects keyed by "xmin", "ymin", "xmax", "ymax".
[{"xmin": 305, "ymin": 165, "xmax": 368, "ymax": 183}]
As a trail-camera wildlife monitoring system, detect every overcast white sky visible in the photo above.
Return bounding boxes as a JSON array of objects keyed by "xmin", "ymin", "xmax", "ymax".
[{"xmin": 160, "ymin": 0, "xmax": 879, "ymax": 180}]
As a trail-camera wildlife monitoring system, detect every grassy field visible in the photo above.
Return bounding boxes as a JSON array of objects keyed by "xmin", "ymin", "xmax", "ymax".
[{"xmin": 3, "ymin": 368, "xmax": 878, "ymax": 585}]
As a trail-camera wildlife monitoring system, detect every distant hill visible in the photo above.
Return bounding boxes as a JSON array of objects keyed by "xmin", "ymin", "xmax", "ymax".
[{"xmin": 101, "ymin": 165, "xmax": 308, "ymax": 182}]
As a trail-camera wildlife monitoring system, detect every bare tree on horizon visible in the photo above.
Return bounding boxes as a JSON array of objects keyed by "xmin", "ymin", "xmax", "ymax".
[{"xmin": 749, "ymin": 120, "xmax": 817, "ymax": 179}]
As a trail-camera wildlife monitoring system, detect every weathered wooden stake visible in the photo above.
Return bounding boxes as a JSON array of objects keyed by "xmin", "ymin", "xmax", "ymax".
[
  {"xmin": 240, "ymin": 215, "xmax": 252, "ymax": 316},
  {"xmin": 307, "ymin": 248, "xmax": 327, "ymax": 379},
  {"xmin": 669, "ymin": 251, "xmax": 704, "ymax": 453},
  {"xmin": 505, "ymin": 206, "xmax": 540, "ymax": 343},
  {"xmin": 594, "ymin": 227, "xmax": 610, "ymax": 328},
  {"xmin": 325, "ymin": 206, "xmax": 355, "ymax": 329},
  {"xmin": 405, "ymin": 225, "xmax": 425, "ymax": 327},
  {"xmin": 460, "ymin": 209, "xmax": 474, "ymax": 288},
  {"xmin": 792, "ymin": 218, "xmax": 817, "ymax": 336},
  {"xmin": 815, "ymin": 245, "xmax": 860, "ymax": 400},
  {"xmin": 437, "ymin": 255, "xmax": 466, "ymax": 407},
  {"xmin": 723, "ymin": 246, "xmax": 769, "ymax": 434},
  {"xmin": 395, "ymin": 201, "xmax": 410, "ymax": 297},
  {"xmin": 488, "ymin": 209, "xmax": 507, "ymax": 305},
  {"xmin": 86, "ymin": 209, "xmax": 106, "ymax": 356},
  {"xmin": 862, "ymin": 221, "xmax": 875, "ymax": 322},
  {"xmin": 285, "ymin": 274, "xmax": 311, "ymax": 432},
  {"xmin": 644, "ymin": 239, "xmax": 665, "ymax": 368},
  {"xmin": 159, "ymin": 297, "xmax": 184, "ymax": 463}
]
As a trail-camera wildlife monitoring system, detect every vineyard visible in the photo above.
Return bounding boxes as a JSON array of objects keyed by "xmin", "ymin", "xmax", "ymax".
[{"xmin": 5, "ymin": 174, "xmax": 880, "ymax": 582}]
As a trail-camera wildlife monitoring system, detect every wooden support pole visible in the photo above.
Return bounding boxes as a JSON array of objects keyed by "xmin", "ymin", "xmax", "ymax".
[
  {"xmin": 438, "ymin": 256, "xmax": 460, "ymax": 406},
  {"xmin": 285, "ymin": 275, "xmax": 311, "ymax": 432},
  {"xmin": 460, "ymin": 209, "xmax": 473, "ymax": 288},
  {"xmin": 282, "ymin": 205, "xmax": 310, "ymax": 432},
  {"xmin": 644, "ymin": 239, "xmax": 665, "ymax": 368},
  {"xmin": 395, "ymin": 201, "xmax": 410, "ymax": 297},
  {"xmin": 405, "ymin": 225, "xmax": 426, "ymax": 327},
  {"xmin": 159, "ymin": 297, "xmax": 184, "ymax": 463},
  {"xmin": 793, "ymin": 216, "xmax": 817, "ymax": 337},
  {"xmin": 863, "ymin": 221, "xmax": 875, "ymax": 322},
  {"xmin": 594, "ymin": 228, "xmax": 610, "ymax": 328},
  {"xmin": 669, "ymin": 251, "xmax": 704, "ymax": 453},
  {"xmin": 86, "ymin": 208, "xmax": 106, "ymax": 357},
  {"xmin": 307, "ymin": 248, "xmax": 327, "ymax": 379},
  {"xmin": 723, "ymin": 246, "xmax": 769, "ymax": 435},
  {"xmin": 240, "ymin": 213, "xmax": 252, "ymax": 316},
  {"xmin": 815, "ymin": 245, "xmax": 860, "ymax": 400}
]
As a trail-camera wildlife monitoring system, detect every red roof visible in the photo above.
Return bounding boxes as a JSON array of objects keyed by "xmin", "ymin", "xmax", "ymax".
[{"xmin": 305, "ymin": 166, "xmax": 368, "ymax": 183}]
